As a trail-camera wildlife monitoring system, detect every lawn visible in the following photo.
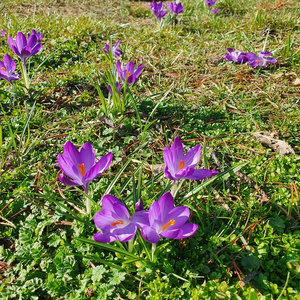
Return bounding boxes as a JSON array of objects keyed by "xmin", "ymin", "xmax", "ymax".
[{"xmin": 0, "ymin": 0, "xmax": 299, "ymax": 299}]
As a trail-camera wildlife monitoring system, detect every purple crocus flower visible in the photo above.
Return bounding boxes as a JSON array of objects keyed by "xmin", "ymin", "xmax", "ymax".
[
  {"xmin": 28, "ymin": 29, "xmax": 43, "ymax": 42},
  {"xmin": 135, "ymin": 199, "xmax": 144, "ymax": 212},
  {"xmin": 57, "ymin": 141, "xmax": 113, "ymax": 194},
  {"xmin": 164, "ymin": 136, "xmax": 218, "ymax": 181},
  {"xmin": 116, "ymin": 60, "xmax": 143, "ymax": 85},
  {"xmin": 246, "ymin": 51, "xmax": 277, "ymax": 68},
  {"xmin": 167, "ymin": 2, "xmax": 184, "ymax": 15},
  {"xmin": 93, "ymin": 195, "xmax": 148, "ymax": 243},
  {"xmin": 8, "ymin": 31, "xmax": 42, "ymax": 66},
  {"xmin": 100, "ymin": 40, "xmax": 123, "ymax": 57},
  {"xmin": 224, "ymin": 48, "xmax": 248, "ymax": 64},
  {"xmin": 211, "ymin": 8, "xmax": 219, "ymax": 14},
  {"xmin": 150, "ymin": 1, "xmax": 167, "ymax": 21},
  {"xmin": 108, "ymin": 82, "xmax": 121, "ymax": 97},
  {"xmin": 0, "ymin": 54, "xmax": 20, "ymax": 83},
  {"xmin": 139, "ymin": 192, "xmax": 198, "ymax": 244},
  {"xmin": 206, "ymin": 0, "xmax": 217, "ymax": 7}
]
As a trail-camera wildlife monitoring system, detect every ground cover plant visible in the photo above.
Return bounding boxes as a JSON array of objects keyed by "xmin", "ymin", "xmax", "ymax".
[{"xmin": 0, "ymin": 0, "xmax": 299, "ymax": 299}]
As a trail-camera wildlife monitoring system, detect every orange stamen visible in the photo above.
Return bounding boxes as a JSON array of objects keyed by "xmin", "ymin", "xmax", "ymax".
[
  {"xmin": 162, "ymin": 219, "xmax": 175, "ymax": 231},
  {"xmin": 1, "ymin": 67, "xmax": 5, "ymax": 71},
  {"xmin": 111, "ymin": 220, "xmax": 124, "ymax": 227},
  {"xmin": 126, "ymin": 71, "xmax": 131, "ymax": 77},
  {"xmin": 78, "ymin": 163, "xmax": 86, "ymax": 177},
  {"xmin": 178, "ymin": 160, "xmax": 185, "ymax": 170},
  {"xmin": 255, "ymin": 60, "xmax": 261, "ymax": 62}
]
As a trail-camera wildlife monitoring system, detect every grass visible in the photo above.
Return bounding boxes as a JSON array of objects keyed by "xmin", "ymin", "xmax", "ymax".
[{"xmin": 0, "ymin": 0, "xmax": 300, "ymax": 299}]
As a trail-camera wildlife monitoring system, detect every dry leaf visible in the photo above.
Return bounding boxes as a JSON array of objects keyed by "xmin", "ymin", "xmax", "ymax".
[{"xmin": 293, "ymin": 77, "xmax": 300, "ymax": 86}]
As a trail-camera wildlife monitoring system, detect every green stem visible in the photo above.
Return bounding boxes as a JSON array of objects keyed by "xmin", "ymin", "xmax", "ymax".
[
  {"xmin": 128, "ymin": 239, "xmax": 133, "ymax": 253},
  {"xmin": 151, "ymin": 243, "xmax": 156, "ymax": 262},
  {"xmin": 22, "ymin": 63, "xmax": 30, "ymax": 90},
  {"xmin": 170, "ymin": 181, "xmax": 178, "ymax": 197},
  {"xmin": 86, "ymin": 196, "xmax": 91, "ymax": 215}
]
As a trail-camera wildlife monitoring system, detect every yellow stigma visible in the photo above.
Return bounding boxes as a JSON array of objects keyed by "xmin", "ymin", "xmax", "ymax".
[
  {"xmin": 1, "ymin": 67, "xmax": 5, "ymax": 71},
  {"xmin": 126, "ymin": 71, "xmax": 131, "ymax": 77},
  {"xmin": 178, "ymin": 160, "xmax": 185, "ymax": 170},
  {"xmin": 255, "ymin": 59, "xmax": 261, "ymax": 62},
  {"xmin": 111, "ymin": 220, "xmax": 124, "ymax": 227},
  {"xmin": 162, "ymin": 219, "xmax": 176, "ymax": 231},
  {"xmin": 78, "ymin": 163, "xmax": 86, "ymax": 177}
]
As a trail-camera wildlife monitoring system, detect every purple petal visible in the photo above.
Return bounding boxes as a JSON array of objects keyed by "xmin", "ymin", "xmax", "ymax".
[
  {"xmin": 59, "ymin": 174, "xmax": 81, "ymax": 187},
  {"xmin": 78, "ymin": 142, "xmax": 95, "ymax": 170},
  {"xmin": 101, "ymin": 195, "xmax": 122, "ymax": 210},
  {"xmin": 171, "ymin": 137, "xmax": 184, "ymax": 170},
  {"xmin": 164, "ymin": 146, "xmax": 176, "ymax": 177},
  {"xmin": 141, "ymin": 226, "xmax": 161, "ymax": 244},
  {"xmin": 266, "ymin": 57, "xmax": 277, "ymax": 64},
  {"xmin": 27, "ymin": 35, "xmax": 37, "ymax": 49},
  {"xmin": 126, "ymin": 74, "xmax": 135, "ymax": 85},
  {"xmin": 164, "ymin": 206, "xmax": 190, "ymax": 229},
  {"xmin": 28, "ymin": 43, "xmax": 42, "ymax": 57},
  {"xmin": 160, "ymin": 228, "xmax": 182, "ymax": 239},
  {"xmin": 175, "ymin": 167, "xmax": 195, "ymax": 179},
  {"xmin": 134, "ymin": 63, "xmax": 143, "ymax": 79},
  {"xmin": 93, "ymin": 231, "xmax": 116, "ymax": 243},
  {"xmin": 114, "ymin": 223, "xmax": 137, "ymax": 242},
  {"xmin": 57, "ymin": 154, "xmax": 82, "ymax": 183},
  {"xmin": 164, "ymin": 166, "xmax": 176, "ymax": 181},
  {"xmin": 149, "ymin": 201, "xmax": 162, "ymax": 227},
  {"xmin": 182, "ymin": 145, "xmax": 201, "ymax": 168},
  {"xmin": 183, "ymin": 168, "xmax": 218, "ymax": 180},
  {"xmin": 125, "ymin": 61, "xmax": 134, "ymax": 77},
  {"xmin": 116, "ymin": 60, "xmax": 123, "ymax": 81},
  {"xmin": 63, "ymin": 141, "xmax": 80, "ymax": 165},
  {"xmin": 3, "ymin": 53, "xmax": 16, "ymax": 73},
  {"xmin": 15, "ymin": 32, "xmax": 27, "ymax": 54},
  {"xmin": 174, "ymin": 223, "xmax": 198, "ymax": 239},
  {"xmin": 94, "ymin": 209, "xmax": 118, "ymax": 230},
  {"xmin": 82, "ymin": 152, "xmax": 113, "ymax": 183},
  {"xmin": 157, "ymin": 192, "xmax": 174, "ymax": 221},
  {"xmin": 131, "ymin": 210, "xmax": 149, "ymax": 228}
]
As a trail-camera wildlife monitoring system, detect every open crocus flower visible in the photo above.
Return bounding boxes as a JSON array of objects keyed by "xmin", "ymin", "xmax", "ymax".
[
  {"xmin": 167, "ymin": 2, "xmax": 184, "ymax": 15},
  {"xmin": 0, "ymin": 54, "xmax": 20, "ymax": 83},
  {"xmin": 100, "ymin": 40, "xmax": 123, "ymax": 57},
  {"xmin": 116, "ymin": 60, "xmax": 143, "ymax": 85},
  {"xmin": 58, "ymin": 141, "xmax": 113, "ymax": 194},
  {"xmin": 8, "ymin": 31, "xmax": 42, "ymax": 66},
  {"xmin": 246, "ymin": 51, "xmax": 277, "ymax": 68},
  {"xmin": 224, "ymin": 48, "xmax": 248, "ymax": 64},
  {"xmin": 28, "ymin": 29, "xmax": 43, "ymax": 42},
  {"xmin": 150, "ymin": 1, "xmax": 167, "ymax": 21},
  {"xmin": 211, "ymin": 8, "xmax": 219, "ymax": 14},
  {"xmin": 164, "ymin": 136, "xmax": 218, "ymax": 181},
  {"xmin": 93, "ymin": 195, "xmax": 148, "ymax": 243},
  {"xmin": 139, "ymin": 192, "xmax": 198, "ymax": 244},
  {"xmin": 206, "ymin": 0, "xmax": 217, "ymax": 7}
]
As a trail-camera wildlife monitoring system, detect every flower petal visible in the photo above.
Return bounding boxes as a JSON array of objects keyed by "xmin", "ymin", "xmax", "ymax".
[
  {"xmin": 101, "ymin": 194, "xmax": 122, "ymax": 210},
  {"xmin": 183, "ymin": 168, "xmax": 218, "ymax": 180},
  {"xmin": 164, "ymin": 206, "xmax": 190, "ymax": 229},
  {"xmin": 182, "ymin": 145, "xmax": 201, "ymax": 168},
  {"xmin": 149, "ymin": 201, "xmax": 162, "ymax": 227},
  {"xmin": 114, "ymin": 223, "xmax": 137, "ymax": 242},
  {"xmin": 141, "ymin": 226, "xmax": 161, "ymax": 244},
  {"xmin": 131, "ymin": 210, "xmax": 149, "ymax": 228},
  {"xmin": 174, "ymin": 223, "xmax": 198, "ymax": 239},
  {"xmin": 94, "ymin": 209, "xmax": 118, "ymax": 230},
  {"xmin": 57, "ymin": 154, "xmax": 82, "ymax": 183},
  {"xmin": 78, "ymin": 142, "xmax": 95, "ymax": 170},
  {"xmin": 157, "ymin": 192, "xmax": 175, "ymax": 221},
  {"xmin": 93, "ymin": 231, "xmax": 116, "ymax": 243},
  {"xmin": 59, "ymin": 174, "xmax": 81, "ymax": 187},
  {"xmin": 171, "ymin": 137, "xmax": 183, "ymax": 170},
  {"xmin": 63, "ymin": 141, "xmax": 80, "ymax": 165}
]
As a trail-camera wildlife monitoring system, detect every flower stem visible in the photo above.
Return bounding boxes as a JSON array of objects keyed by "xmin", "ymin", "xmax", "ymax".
[
  {"xmin": 170, "ymin": 181, "xmax": 178, "ymax": 197},
  {"xmin": 151, "ymin": 243, "xmax": 156, "ymax": 262},
  {"xmin": 86, "ymin": 196, "xmax": 91, "ymax": 215},
  {"xmin": 22, "ymin": 63, "xmax": 30, "ymax": 90},
  {"xmin": 128, "ymin": 239, "xmax": 133, "ymax": 253}
]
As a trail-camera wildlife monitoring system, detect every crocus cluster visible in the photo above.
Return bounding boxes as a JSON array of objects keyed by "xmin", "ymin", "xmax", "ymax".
[
  {"xmin": 206, "ymin": 0, "xmax": 218, "ymax": 14},
  {"xmin": 100, "ymin": 40, "xmax": 123, "ymax": 57},
  {"xmin": 94, "ymin": 192, "xmax": 198, "ymax": 244},
  {"xmin": 224, "ymin": 48, "xmax": 277, "ymax": 68},
  {"xmin": 150, "ymin": 1, "xmax": 184, "ymax": 22}
]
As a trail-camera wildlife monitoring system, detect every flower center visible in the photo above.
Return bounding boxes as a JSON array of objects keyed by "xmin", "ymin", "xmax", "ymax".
[
  {"xmin": 1, "ymin": 67, "xmax": 5, "ymax": 71},
  {"xmin": 78, "ymin": 163, "xmax": 86, "ymax": 177},
  {"xmin": 126, "ymin": 71, "xmax": 131, "ymax": 77},
  {"xmin": 111, "ymin": 220, "xmax": 124, "ymax": 227},
  {"xmin": 161, "ymin": 219, "xmax": 176, "ymax": 231},
  {"xmin": 178, "ymin": 160, "xmax": 185, "ymax": 170},
  {"xmin": 255, "ymin": 59, "xmax": 261, "ymax": 62}
]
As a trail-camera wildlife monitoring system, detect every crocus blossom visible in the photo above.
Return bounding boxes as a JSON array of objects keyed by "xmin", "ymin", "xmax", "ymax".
[
  {"xmin": 164, "ymin": 136, "xmax": 218, "ymax": 181},
  {"xmin": 224, "ymin": 48, "xmax": 248, "ymax": 64},
  {"xmin": 100, "ymin": 40, "xmax": 123, "ymax": 57},
  {"xmin": 246, "ymin": 51, "xmax": 277, "ymax": 68},
  {"xmin": 28, "ymin": 29, "xmax": 43, "ymax": 42},
  {"xmin": 211, "ymin": 8, "xmax": 219, "ymax": 14},
  {"xmin": 139, "ymin": 192, "xmax": 198, "ymax": 243},
  {"xmin": 8, "ymin": 31, "xmax": 42, "ymax": 66},
  {"xmin": 0, "ymin": 54, "xmax": 20, "ymax": 83},
  {"xmin": 93, "ymin": 195, "xmax": 148, "ymax": 243},
  {"xmin": 108, "ymin": 82, "xmax": 121, "ymax": 97},
  {"xmin": 167, "ymin": 2, "xmax": 184, "ymax": 14},
  {"xmin": 206, "ymin": 0, "xmax": 217, "ymax": 7},
  {"xmin": 116, "ymin": 60, "xmax": 143, "ymax": 85},
  {"xmin": 58, "ymin": 141, "xmax": 113, "ymax": 194},
  {"xmin": 150, "ymin": 1, "xmax": 167, "ymax": 21}
]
